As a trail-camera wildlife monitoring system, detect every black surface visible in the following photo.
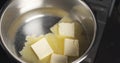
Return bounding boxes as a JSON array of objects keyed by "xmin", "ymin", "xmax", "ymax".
[
  {"xmin": 0, "ymin": 0, "xmax": 120, "ymax": 63},
  {"xmin": 0, "ymin": 46, "xmax": 10, "ymax": 63},
  {"xmin": 0, "ymin": 0, "xmax": 6, "ymax": 8},
  {"xmin": 94, "ymin": 1, "xmax": 120, "ymax": 63}
]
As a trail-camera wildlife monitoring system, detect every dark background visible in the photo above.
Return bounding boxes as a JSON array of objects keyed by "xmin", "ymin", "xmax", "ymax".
[
  {"xmin": 94, "ymin": 0, "xmax": 120, "ymax": 63},
  {"xmin": 0, "ymin": 0, "xmax": 120, "ymax": 63}
]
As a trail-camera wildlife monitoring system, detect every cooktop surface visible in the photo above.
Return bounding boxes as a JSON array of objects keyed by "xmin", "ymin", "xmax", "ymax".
[
  {"xmin": 94, "ymin": 1, "xmax": 120, "ymax": 63},
  {"xmin": 0, "ymin": 0, "xmax": 120, "ymax": 63}
]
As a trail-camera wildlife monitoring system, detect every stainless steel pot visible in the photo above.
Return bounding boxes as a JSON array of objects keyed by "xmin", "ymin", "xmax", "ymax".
[{"xmin": 0, "ymin": 0, "xmax": 96, "ymax": 63}]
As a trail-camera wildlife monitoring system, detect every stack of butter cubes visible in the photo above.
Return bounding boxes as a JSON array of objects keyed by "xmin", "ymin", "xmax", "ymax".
[{"xmin": 20, "ymin": 16, "xmax": 81, "ymax": 63}]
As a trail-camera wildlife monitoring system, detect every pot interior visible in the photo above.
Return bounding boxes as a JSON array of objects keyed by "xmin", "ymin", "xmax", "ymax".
[{"xmin": 0, "ymin": 0, "xmax": 96, "ymax": 63}]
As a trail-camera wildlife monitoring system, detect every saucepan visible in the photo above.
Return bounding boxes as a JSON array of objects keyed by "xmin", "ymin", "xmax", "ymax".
[{"xmin": 0, "ymin": 0, "xmax": 96, "ymax": 63}]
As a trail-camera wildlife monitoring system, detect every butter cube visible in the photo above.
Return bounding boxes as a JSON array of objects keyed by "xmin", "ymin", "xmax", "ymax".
[
  {"xmin": 31, "ymin": 38, "xmax": 53, "ymax": 60},
  {"xmin": 50, "ymin": 24, "xmax": 59, "ymax": 35},
  {"xmin": 59, "ymin": 23, "xmax": 75, "ymax": 37},
  {"xmin": 50, "ymin": 53, "xmax": 68, "ymax": 63},
  {"xmin": 64, "ymin": 38, "xmax": 79, "ymax": 56}
]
